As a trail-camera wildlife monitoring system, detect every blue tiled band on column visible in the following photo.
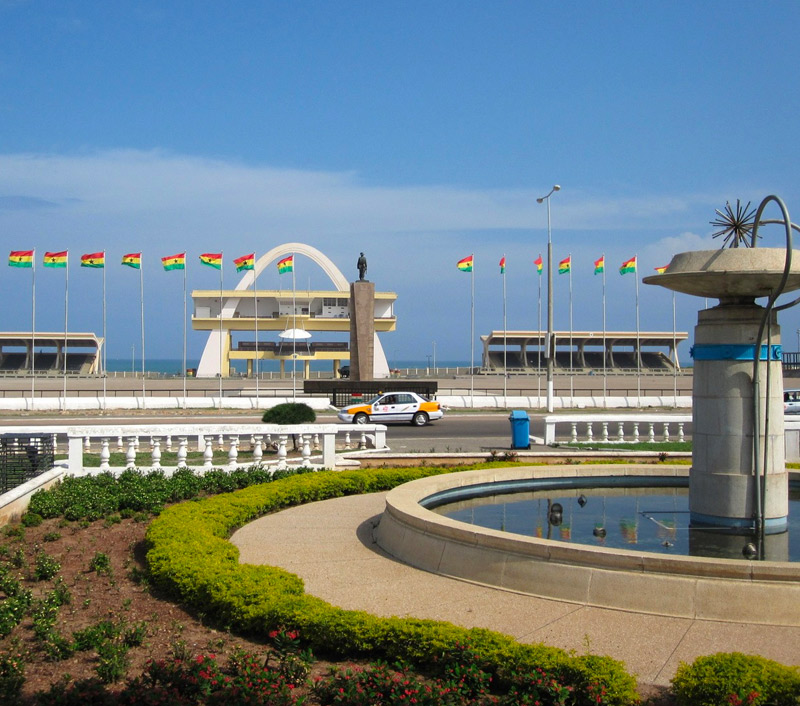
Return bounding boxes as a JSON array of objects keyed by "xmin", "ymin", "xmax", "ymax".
[{"xmin": 689, "ymin": 344, "xmax": 782, "ymax": 361}]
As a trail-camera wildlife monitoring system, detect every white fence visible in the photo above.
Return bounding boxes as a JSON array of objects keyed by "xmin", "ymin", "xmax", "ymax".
[
  {"xmin": 543, "ymin": 413, "xmax": 692, "ymax": 446},
  {"xmin": 0, "ymin": 423, "xmax": 388, "ymax": 474}
]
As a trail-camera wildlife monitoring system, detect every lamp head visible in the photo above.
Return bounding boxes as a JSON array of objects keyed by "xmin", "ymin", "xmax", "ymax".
[
  {"xmin": 536, "ymin": 198, "xmax": 544, "ymax": 204},
  {"xmin": 553, "ymin": 185, "xmax": 561, "ymax": 191}
]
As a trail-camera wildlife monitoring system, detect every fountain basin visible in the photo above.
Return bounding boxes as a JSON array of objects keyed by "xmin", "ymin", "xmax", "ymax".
[
  {"xmin": 642, "ymin": 247, "xmax": 800, "ymax": 299},
  {"xmin": 375, "ymin": 465, "xmax": 800, "ymax": 625}
]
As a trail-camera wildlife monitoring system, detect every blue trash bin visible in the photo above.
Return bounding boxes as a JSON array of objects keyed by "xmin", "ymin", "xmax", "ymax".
[{"xmin": 509, "ymin": 410, "xmax": 530, "ymax": 449}]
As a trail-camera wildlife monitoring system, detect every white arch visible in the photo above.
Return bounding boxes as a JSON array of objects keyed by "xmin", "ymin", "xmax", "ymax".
[{"xmin": 196, "ymin": 243, "xmax": 389, "ymax": 378}]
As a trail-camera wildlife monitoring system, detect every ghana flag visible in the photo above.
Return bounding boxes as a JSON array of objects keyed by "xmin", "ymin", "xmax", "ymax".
[
  {"xmin": 620, "ymin": 256, "xmax": 637, "ymax": 275},
  {"xmin": 654, "ymin": 264, "xmax": 669, "ymax": 274},
  {"xmin": 594, "ymin": 256, "xmax": 605, "ymax": 275},
  {"xmin": 200, "ymin": 253, "xmax": 222, "ymax": 269},
  {"xmin": 234, "ymin": 253, "xmax": 255, "ymax": 272},
  {"xmin": 81, "ymin": 252, "xmax": 105, "ymax": 268},
  {"xmin": 277, "ymin": 255, "xmax": 294, "ymax": 274},
  {"xmin": 9, "ymin": 250, "xmax": 33, "ymax": 268},
  {"xmin": 44, "ymin": 250, "xmax": 68, "ymax": 268},
  {"xmin": 534, "ymin": 254, "xmax": 543, "ymax": 275},
  {"xmin": 122, "ymin": 253, "xmax": 141, "ymax": 269},
  {"xmin": 499, "ymin": 256, "xmax": 506, "ymax": 274},
  {"xmin": 558, "ymin": 255, "xmax": 571, "ymax": 274},
  {"xmin": 162, "ymin": 253, "xmax": 186, "ymax": 271},
  {"xmin": 456, "ymin": 255, "xmax": 473, "ymax": 272}
]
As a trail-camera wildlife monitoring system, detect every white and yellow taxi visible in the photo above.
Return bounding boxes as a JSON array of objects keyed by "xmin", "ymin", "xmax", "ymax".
[{"xmin": 337, "ymin": 392, "xmax": 444, "ymax": 426}]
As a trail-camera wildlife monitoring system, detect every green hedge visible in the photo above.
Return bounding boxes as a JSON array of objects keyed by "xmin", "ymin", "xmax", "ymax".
[
  {"xmin": 672, "ymin": 652, "xmax": 800, "ymax": 706},
  {"xmin": 146, "ymin": 466, "xmax": 639, "ymax": 705}
]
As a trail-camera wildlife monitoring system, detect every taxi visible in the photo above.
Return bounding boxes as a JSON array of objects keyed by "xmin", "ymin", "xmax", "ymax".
[
  {"xmin": 337, "ymin": 391, "xmax": 444, "ymax": 426},
  {"xmin": 785, "ymin": 389, "xmax": 800, "ymax": 414}
]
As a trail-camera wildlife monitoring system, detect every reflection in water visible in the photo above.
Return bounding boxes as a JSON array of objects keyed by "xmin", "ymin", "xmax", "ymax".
[{"xmin": 432, "ymin": 487, "xmax": 799, "ymax": 561}]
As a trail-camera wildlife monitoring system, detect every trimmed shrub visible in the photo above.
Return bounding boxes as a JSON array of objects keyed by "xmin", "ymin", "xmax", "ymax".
[
  {"xmin": 672, "ymin": 652, "xmax": 800, "ymax": 706},
  {"xmin": 146, "ymin": 467, "xmax": 639, "ymax": 705},
  {"xmin": 261, "ymin": 403, "xmax": 316, "ymax": 425}
]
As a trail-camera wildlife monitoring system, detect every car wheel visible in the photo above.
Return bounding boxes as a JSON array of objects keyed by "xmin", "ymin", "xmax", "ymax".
[
  {"xmin": 353, "ymin": 412, "xmax": 369, "ymax": 424},
  {"xmin": 411, "ymin": 411, "xmax": 429, "ymax": 426}
]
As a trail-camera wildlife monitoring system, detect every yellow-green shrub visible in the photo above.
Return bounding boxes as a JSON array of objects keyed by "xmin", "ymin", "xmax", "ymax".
[
  {"xmin": 672, "ymin": 652, "xmax": 800, "ymax": 706},
  {"xmin": 146, "ymin": 467, "xmax": 639, "ymax": 705}
]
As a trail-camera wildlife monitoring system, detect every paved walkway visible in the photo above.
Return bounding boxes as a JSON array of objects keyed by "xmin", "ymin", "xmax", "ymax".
[{"xmin": 231, "ymin": 492, "xmax": 800, "ymax": 688}]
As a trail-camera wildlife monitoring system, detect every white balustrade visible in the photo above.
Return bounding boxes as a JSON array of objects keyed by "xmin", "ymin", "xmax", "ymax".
[
  {"xmin": 100, "ymin": 438, "xmax": 110, "ymax": 471},
  {"xmin": 544, "ymin": 414, "xmax": 691, "ymax": 446},
  {"xmin": 0, "ymin": 422, "xmax": 386, "ymax": 478},
  {"xmin": 177, "ymin": 437, "xmax": 188, "ymax": 469},
  {"xmin": 252, "ymin": 435, "xmax": 263, "ymax": 465},
  {"xmin": 151, "ymin": 437, "xmax": 162, "ymax": 469},
  {"xmin": 228, "ymin": 436, "xmax": 239, "ymax": 469},
  {"xmin": 126, "ymin": 437, "xmax": 137, "ymax": 469}
]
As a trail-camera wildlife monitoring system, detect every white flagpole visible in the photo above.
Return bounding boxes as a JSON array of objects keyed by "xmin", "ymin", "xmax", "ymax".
[
  {"xmin": 253, "ymin": 253, "xmax": 259, "ymax": 404},
  {"xmin": 502, "ymin": 255, "xmax": 507, "ymax": 408},
  {"xmin": 31, "ymin": 250, "xmax": 36, "ymax": 410},
  {"xmin": 102, "ymin": 252, "xmax": 107, "ymax": 412},
  {"xmin": 292, "ymin": 253, "xmax": 297, "ymax": 402},
  {"xmin": 635, "ymin": 255, "xmax": 641, "ymax": 407},
  {"xmin": 470, "ymin": 257, "xmax": 475, "ymax": 408},
  {"xmin": 672, "ymin": 289, "xmax": 677, "ymax": 407},
  {"xmin": 568, "ymin": 253, "xmax": 573, "ymax": 407},
  {"xmin": 63, "ymin": 252, "xmax": 69, "ymax": 409},
  {"xmin": 140, "ymin": 257, "xmax": 146, "ymax": 409},
  {"xmin": 219, "ymin": 254, "xmax": 224, "ymax": 401},
  {"xmin": 602, "ymin": 254, "xmax": 607, "ymax": 407},
  {"xmin": 182, "ymin": 254, "xmax": 187, "ymax": 410},
  {"xmin": 537, "ymin": 256, "xmax": 542, "ymax": 406}
]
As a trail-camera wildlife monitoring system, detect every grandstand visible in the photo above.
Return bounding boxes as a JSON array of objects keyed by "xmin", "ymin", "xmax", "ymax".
[
  {"xmin": 0, "ymin": 332, "xmax": 102, "ymax": 375},
  {"xmin": 481, "ymin": 330, "xmax": 687, "ymax": 373}
]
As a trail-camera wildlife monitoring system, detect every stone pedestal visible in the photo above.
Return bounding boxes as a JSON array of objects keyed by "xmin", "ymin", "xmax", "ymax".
[
  {"xmin": 690, "ymin": 303, "xmax": 788, "ymax": 533},
  {"xmin": 349, "ymin": 281, "xmax": 375, "ymax": 381}
]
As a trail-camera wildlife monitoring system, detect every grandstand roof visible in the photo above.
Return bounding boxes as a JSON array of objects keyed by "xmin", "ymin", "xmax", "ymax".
[
  {"xmin": 0, "ymin": 332, "xmax": 102, "ymax": 348},
  {"xmin": 481, "ymin": 330, "xmax": 688, "ymax": 347}
]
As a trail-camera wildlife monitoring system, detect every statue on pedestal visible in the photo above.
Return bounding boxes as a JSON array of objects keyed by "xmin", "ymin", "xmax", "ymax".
[{"xmin": 357, "ymin": 252, "xmax": 368, "ymax": 281}]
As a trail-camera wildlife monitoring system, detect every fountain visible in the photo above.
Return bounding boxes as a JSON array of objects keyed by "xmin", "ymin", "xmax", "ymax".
[
  {"xmin": 374, "ymin": 196, "xmax": 800, "ymax": 623},
  {"xmin": 643, "ymin": 196, "xmax": 799, "ymax": 559}
]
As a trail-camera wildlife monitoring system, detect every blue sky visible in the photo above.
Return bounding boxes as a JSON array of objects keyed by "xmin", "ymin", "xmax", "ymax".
[{"xmin": 3, "ymin": 1, "xmax": 800, "ymax": 366}]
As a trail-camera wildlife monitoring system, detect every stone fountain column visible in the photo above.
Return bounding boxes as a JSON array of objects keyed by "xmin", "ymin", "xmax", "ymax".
[
  {"xmin": 691, "ymin": 302, "xmax": 788, "ymax": 532},
  {"xmin": 645, "ymin": 248, "xmax": 797, "ymax": 554}
]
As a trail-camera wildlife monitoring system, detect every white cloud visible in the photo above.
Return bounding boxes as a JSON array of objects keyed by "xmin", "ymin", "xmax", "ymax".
[{"xmin": 0, "ymin": 150, "xmax": 721, "ymax": 244}]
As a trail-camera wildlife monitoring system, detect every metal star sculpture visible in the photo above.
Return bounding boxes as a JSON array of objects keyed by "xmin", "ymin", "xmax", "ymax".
[{"xmin": 710, "ymin": 200, "xmax": 757, "ymax": 248}]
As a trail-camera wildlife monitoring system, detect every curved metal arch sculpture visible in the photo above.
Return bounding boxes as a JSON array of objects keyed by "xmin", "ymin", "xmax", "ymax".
[{"xmin": 196, "ymin": 243, "xmax": 390, "ymax": 378}]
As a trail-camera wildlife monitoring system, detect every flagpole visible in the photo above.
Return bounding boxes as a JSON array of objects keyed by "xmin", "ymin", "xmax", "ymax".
[
  {"xmin": 292, "ymin": 253, "xmax": 297, "ymax": 402},
  {"xmin": 63, "ymin": 252, "xmax": 69, "ymax": 409},
  {"xmin": 635, "ymin": 255, "xmax": 641, "ymax": 407},
  {"xmin": 470, "ymin": 258, "xmax": 475, "ymax": 408},
  {"xmin": 502, "ymin": 254, "xmax": 507, "ymax": 408},
  {"xmin": 568, "ymin": 253, "xmax": 573, "ymax": 407},
  {"xmin": 182, "ymin": 254, "xmax": 187, "ymax": 410},
  {"xmin": 31, "ymin": 250, "xmax": 36, "ymax": 410},
  {"xmin": 253, "ymin": 252, "xmax": 260, "ymax": 404},
  {"xmin": 672, "ymin": 289, "xmax": 677, "ymax": 407},
  {"xmin": 537, "ymin": 257, "xmax": 542, "ymax": 407},
  {"xmin": 140, "ymin": 257, "xmax": 146, "ymax": 409},
  {"xmin": 602, "ymin": 253, "xmax": 607, "ymax": 407},
  {"xmin": 102, "ymin": 252, "xmax": 107, "ymax": 413},
  {"xmin": 219, "ymin": 253, "xmax": 224, "ymax": 402}
]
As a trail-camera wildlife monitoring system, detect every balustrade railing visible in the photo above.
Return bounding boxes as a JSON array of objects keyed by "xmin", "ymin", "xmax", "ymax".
[
  {"xmin": 0, "ymin": 423, "xmax": 388, "ymax": 476},
  {"xmin": 543, "ymin": 414, "xmax": 692, "ymax": 446}
]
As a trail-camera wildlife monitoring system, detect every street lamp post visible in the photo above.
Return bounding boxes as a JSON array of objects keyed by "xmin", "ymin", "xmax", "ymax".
[{"xmin": 537, "ymin": 185, "xmax": 561, "ymax": 413}]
